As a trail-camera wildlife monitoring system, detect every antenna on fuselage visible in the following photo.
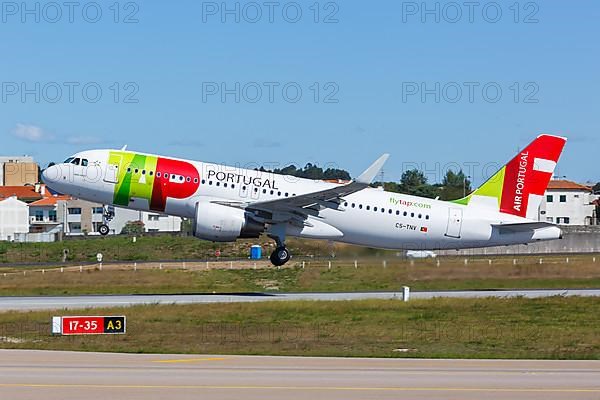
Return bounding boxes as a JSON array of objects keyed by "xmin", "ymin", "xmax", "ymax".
[{"xmin": 121, "ymin": 145, "xmax": 128, "ymax": 151}]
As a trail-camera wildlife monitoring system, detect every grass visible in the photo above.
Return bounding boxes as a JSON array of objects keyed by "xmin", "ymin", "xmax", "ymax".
[
  {"xmin": 0, "ymin": 235, "xmax": 373, "ymax": 264},
  {"xmin": 1, "ymin": 297, "xmax": 600, "ymax": 359},
  {"xmin": 0, "ymin": 255, "xmax": 599, "ymax": 296}
]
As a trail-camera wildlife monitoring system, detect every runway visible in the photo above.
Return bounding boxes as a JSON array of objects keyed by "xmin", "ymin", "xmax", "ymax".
[
  {"xmin": 1, "ymin": 350, "xmax": 599, "ymax": 400},
  {"xmin": 1, "ymin": 289, "xmax": 600, "ymax": 311}
]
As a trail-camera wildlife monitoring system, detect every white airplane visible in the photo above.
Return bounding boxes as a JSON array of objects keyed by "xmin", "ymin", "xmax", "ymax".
[{"xmin": 42, "ymin": 134, "xmax": 566, "ymax": 266}]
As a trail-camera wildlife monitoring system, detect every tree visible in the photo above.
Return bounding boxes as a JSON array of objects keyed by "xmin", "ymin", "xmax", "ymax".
[
  {"xmin": 265, "ymin": 163, "xmax": 351, "ymax": 181},
  {"xmin": 121, "ymin": 220, "xmax": 144, "ymax": 235},
  {"xmin": 399, "ymin": 169, "xmax": 427, "ymax": 192},
  {"xmin": 393, "ymin": 169, "xmax": 440, "ymax": 199},
  {"xmin": 322, "ymin": 167, "xmax": 351, "ymax": 181},
  {"xmin": 439, "ymin": 170, "xmax": 472, "ymax": 201}
]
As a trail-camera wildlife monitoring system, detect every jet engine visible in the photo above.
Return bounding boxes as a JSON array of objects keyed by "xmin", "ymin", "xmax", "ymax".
[{"xmin": 193, "ymin": 202, "xmax": 264, "ymax": 242}]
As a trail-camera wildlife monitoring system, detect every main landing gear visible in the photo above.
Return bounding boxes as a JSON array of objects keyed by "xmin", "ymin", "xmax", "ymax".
[
  {"xmin": 270, "ymin": 246, "xmax": 291, "ymax": 266},
  {"xmin": 98, "ymin": 205, "xmax": 115, "ymax": 236},
  {"xmin": 268, "ymin": 224, "xmax": 291, "ymax": 266}
]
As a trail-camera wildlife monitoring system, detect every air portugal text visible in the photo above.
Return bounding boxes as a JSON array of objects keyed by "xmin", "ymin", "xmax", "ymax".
[{"xmin": 513, "ymin": 151, "xmax": 528, "ymax": 213}]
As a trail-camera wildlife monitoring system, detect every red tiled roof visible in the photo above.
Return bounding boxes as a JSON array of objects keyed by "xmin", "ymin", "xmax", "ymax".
[
  {"xmin": 29, "ymin": 195, "xmax": 71, "ymax": 207},
  {"xmin": 0, "ymin": 186, "xmax": 42, "ymax": 201},
  {"xmin": 547, "ymin": 180, "xmax": 592, "ymax": 191}
]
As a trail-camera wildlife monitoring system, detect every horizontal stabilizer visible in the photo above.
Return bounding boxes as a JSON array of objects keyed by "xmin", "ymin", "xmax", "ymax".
[{"xmin": 493, "ymin": 221, "xmax": 556, "ymax": 233}]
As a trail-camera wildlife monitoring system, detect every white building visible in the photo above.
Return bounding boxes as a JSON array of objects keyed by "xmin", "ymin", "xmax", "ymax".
[
  {"xmin": 108, "ymin": 207, "xmax": 182, "ymax": 234},
  {"xmin": 0, "ymin": 196, "xmax": 29, "ymax": 241},
  {"xmin": 538, "ymin": 180, "xmax": 598, "ymax": 225}
]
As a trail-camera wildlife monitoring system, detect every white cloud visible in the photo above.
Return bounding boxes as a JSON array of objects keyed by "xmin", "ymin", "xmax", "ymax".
[{"xmin": 13, "ymin": 123, "xmax": 54, "ymax": 142}]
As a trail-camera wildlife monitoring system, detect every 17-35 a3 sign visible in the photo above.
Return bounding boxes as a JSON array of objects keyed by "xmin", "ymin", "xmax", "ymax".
[{"xmin": 52, "ymin": 316, "xmax": 126, "ymax": 335}]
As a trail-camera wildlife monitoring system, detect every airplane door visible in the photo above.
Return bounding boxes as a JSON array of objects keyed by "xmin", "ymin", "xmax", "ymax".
[
  {"xmin": 104, "ymin": 156, "xmax": 121, "ymax": 183},
  {"xmin": 445, "ymin": 208, "xmax": 463, "ymax": 238}
]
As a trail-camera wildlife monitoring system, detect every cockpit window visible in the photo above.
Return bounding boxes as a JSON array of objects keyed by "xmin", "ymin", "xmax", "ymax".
[
  {"xmin": 71, "ymin": 158, "xmax": 81, "ymax": 165},
  {"xmin": 81, "ymin": 159, "xmax": 89, "ymax": 167},
  {"xmin": 63, "ymin": 157, "xmax": 74, "ymax": 164}
]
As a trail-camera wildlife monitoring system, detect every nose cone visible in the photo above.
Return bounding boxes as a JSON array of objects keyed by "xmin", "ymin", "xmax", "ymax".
[{"xmin": 41, "ymin": 165, "xmax": 59, "ymax": 187}]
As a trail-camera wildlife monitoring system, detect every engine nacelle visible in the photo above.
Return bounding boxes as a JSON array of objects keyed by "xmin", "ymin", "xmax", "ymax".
[{"xmin": 193, "ymin": 202, "xmax": 264, "ymax": 242}]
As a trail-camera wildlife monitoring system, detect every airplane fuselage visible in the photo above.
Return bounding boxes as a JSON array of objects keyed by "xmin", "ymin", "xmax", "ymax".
[{"xmin": 42, "ymin": 148, "xmax": 562, "ymax": 251}]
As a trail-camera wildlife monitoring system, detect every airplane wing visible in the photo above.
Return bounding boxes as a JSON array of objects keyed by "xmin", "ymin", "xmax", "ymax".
[{"xmin": 241, "ymin": 154, "xmax": 389, "ymax": 217}]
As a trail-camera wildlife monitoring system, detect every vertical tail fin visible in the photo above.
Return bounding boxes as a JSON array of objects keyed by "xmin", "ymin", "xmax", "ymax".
[{"xmin": 454, "ymin": 134, "xmax": 567, "ymax": 219}]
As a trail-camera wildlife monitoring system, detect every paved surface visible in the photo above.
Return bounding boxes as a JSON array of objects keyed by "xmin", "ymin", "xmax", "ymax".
[
  {"xmin": 1, "ymin": 289, "xmax": 600, "ymax": 311},
  {"xmin": 1, "ymin": 350, "xmax": 600, "ymax": 400}
]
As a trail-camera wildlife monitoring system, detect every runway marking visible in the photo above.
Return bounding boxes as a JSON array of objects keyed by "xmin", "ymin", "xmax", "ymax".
[
  {"xmin": 1, "ymin": 383, "xmax": 599, "ymax": 392},
  {"xmin": 152, "ymin": 357, "xmax": 227, "ymax": 363}
]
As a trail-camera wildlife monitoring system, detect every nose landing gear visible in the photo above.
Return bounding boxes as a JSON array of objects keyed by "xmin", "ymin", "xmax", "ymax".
[
  {"xmin": 97, "ymin": 205, "xmax": 115, "ymax": 236},
  {"xmin": 98, "ymin": 224, "xmax": 110, "ymax": 236}
]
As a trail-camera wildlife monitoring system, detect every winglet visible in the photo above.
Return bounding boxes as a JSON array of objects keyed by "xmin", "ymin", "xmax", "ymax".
[{"xmin": 356, "ymin": 154, "xmax": 389, "ymax": 184}]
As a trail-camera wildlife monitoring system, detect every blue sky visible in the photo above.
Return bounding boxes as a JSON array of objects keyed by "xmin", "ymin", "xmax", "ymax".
[{"xmin": 1, "ymin": 1, "xmax": 599, "ymax": 185}]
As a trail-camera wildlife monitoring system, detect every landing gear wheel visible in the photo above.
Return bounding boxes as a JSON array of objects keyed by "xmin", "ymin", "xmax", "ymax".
[
  {"xmin": 98, "ymin": 224, "xmax": 110, "ymax": 236},
  {"xmin": 270, "ymin": 246, "xmax": 291, "ymax": 266}
]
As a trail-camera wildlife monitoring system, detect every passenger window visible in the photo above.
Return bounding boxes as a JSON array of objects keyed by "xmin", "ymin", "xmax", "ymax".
[
  {"xmin": 194, "ymin": 178, "xmax": 199, "ymax": 183},
  {"xmin": 157, "ymin": 172, "xmax": 161, "ymax": 177},
  {"xmin": 411, "ymin": 213, "xmax": 415, "ymax": 218},
  {"xmin": 224, "ymin": 183, "xmax": 228, "ymax": 188},
  {"xmin": 426, "ymin": 215, "xmax": 430, "ymax": 220},
  {"xmin": 374, "ymin": 207, "xmax": 378, "ymax": 211},
  {"xmin": 366, "ymin": 206, "xmax": 370, "ymax": 210},
  {"xmin": 418, "ymin": 214, "xmax": 422, "ymax": 218},
  {"xmin": 264, "ymin": 189, "xmax": 267, "ymax": 194},
  {"xmin": 359, "ymin": 204, "xmax": 363, "ymax": 209},
  {"xmin": 352, "ymin": 203, "xmax": 355, "ymax": 208},
  {"xmin": 186, "ymin": 177, "xmax": 191, "ymax": 182},
  {"xmin": 388, "ymin": 209, "xmax": 392, "ymax": 214},
  {"xmin": 403, "ymin": 211, "xmax": 408, "ymax": 216},
  {"xmin": 396, "ymin": 210, "xmax": 400, "ymax": 215},
  {"xmin": 344, "ymin": 202, "xmax": 348, "ymax": 207},
  {"xmin": 216, "ymin": 182, "xmax": 220, "ymax": 186}
]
